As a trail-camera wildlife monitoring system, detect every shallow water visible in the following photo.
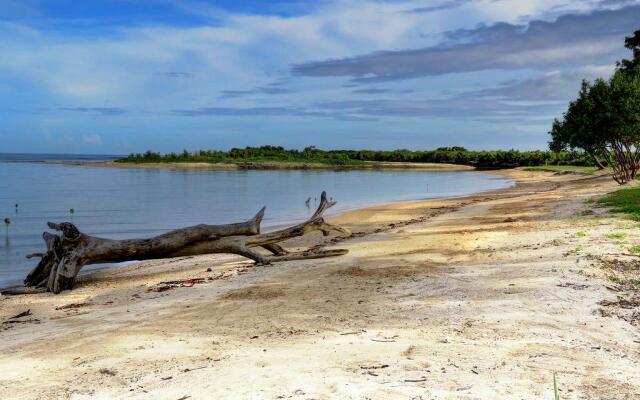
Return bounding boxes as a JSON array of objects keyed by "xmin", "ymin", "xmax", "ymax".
[{"xmin": 0, "ymin": 154, "xmax": 513, "ymax": 287}]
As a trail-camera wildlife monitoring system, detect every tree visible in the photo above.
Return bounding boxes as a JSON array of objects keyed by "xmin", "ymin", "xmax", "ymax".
[
  {"xmin": 549, "ymin": 81, "xmax": 607, "ymax": 170},
  {"xmin": 550, "ymin": 31, "xmax": 640, "ymax": 184},
  {"xmin": 618, "ymin": 29, "xmax": 640, "ymax": 74},
  {"xmin": 597, "ymin": 71, "xmax": 640, "ymax": 183}
]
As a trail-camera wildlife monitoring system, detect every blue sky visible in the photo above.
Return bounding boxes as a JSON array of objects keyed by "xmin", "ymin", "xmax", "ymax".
[{"xmin": 1, "ymin": 0, "xmax": 638, "ymax": 154}]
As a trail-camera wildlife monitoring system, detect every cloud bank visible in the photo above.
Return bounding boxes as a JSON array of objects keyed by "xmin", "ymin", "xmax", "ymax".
[{"xmin": 292, "ymin": 6, "xmax": 639, "ymax": 81}]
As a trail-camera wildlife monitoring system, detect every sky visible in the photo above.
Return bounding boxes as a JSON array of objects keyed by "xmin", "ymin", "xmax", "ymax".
[{"xmin": 1, "ymin": 0, "xmax": 639, "ymax": 154}]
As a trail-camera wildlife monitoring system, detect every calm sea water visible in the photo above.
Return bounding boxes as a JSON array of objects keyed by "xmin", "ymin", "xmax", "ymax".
[{"xmin": 0, "ymin": 154, "xmax": 513, "ymax": 287}]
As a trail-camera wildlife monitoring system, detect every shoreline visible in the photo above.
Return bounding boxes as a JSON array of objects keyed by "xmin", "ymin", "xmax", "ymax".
[
  {"xmin": 0, "ymin": 169, "xmax": 513, "ymax": 290},
  {"xmin": 0, "ymin": 160, "xmax": 501, "ymax": 289},
  {"xmin": 78, "ymin": 160, "xmax": 475, "ymax": 171},
  {"xmin": 2, "ymin": 169, "xmax": 639, "ymax": 399},
  {"xmin": 0, "ymin": 166, "xmax": 515, "ymax": 289}
]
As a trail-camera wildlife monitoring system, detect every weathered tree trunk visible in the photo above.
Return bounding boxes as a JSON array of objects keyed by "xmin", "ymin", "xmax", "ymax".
[
  {"xmin": 603, "ymin": 141, "xmax": 640, "ymax": 184},
  {"xmin": 587, "ymin": 150, "xmax": 606, "ymax": 170},
  {"xmin": 18, "ymin": 192, "xmax": 349, "ymax": 294}
]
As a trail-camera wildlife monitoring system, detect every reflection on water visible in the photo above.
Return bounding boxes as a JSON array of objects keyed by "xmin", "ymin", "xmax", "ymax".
[{"xmin": 0, "ymin": 157, "xmax": 513, "ymax": 287}]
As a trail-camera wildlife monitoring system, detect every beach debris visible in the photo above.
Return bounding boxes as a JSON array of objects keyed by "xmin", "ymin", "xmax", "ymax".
[
  {"xmin": 3, "ymin": 310, "xmax": 39, "ymax": 327},
  {"xmin": 3, "ymin": 318, "xmax": 40, "ymax": 325},
  {"xmin": 360, "ymin": 364, "xmax": 388, "ymax": 370},
  {"xmin": 182, "ymin": 366, "xmax": 207, "ymax": 373},
  {"xmin": 22, "ymin": 191, "xmax": 351, "ymax": 294},
  {"xmin": 599, "ymin": 295, "xmax": 640, "ymax": 308},
  {"xmin": 8, "ymin": 309, "xmax": 31, "ymax": 319},
  {"xmin": 55, "ymin": 302, "xmax": 90, "ymax": 310},
  {"xmin": 99, "ymin": 368, "xmax": 117, "ymax": 376},
  {"xmin": 150, "ymin": 277, "xmax": 209, "ymax": 292},
  {"xmin": 148, "ymin": 269, "xmax": 250, "ymax": 292},
  {"xmin": 401, "ymin": 345, "xmax": 416, "ymax": 358},
  {"xmin": 557, "ymin": 282, "xmax": 589, "ymax": 290},
  {"xmin": 339, "ymin": 330, "xmax": 366, "ymax": 335},
  {"xmin": 371, "ymin": 334, "xmax": 398, "ymax": 343}
]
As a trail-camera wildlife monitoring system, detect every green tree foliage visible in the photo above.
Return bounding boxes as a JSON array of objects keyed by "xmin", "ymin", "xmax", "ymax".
[
  {"xmin": 118, "ymin": 145, "xmax": 593, "ymax": 170},
  {"xmin": 550, "ymin": 31, "xmax": 640, "ymax": 184},
  {"xmin": 549, "ymin": 81, "xmax": 607, "ymax": 169},
  {"xmin": 618, "ymin": 29, "xmax": 640, "ymax": 74}
]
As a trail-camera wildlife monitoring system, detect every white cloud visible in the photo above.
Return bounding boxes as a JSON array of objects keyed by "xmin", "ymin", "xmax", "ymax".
[
  {"xmin": 0, "ymin": 0, "xmax": 635, "ymax": 152},
  {"xmin": 0, "ymin": 0, "xmax": 610, "ymax": 102}
]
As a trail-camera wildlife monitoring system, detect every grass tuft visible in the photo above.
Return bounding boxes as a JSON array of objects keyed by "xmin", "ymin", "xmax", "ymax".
[
  {"xmin": 628, "ymin": 245, "xmax": 640, "ymax": 254},
  {"xmin": 553, "ymin": 372, "xmax": 560, "ymax": 400},
  {"xmin": 598, "ymin": 187, "xmax": 640, "ymax": 221},
  {"xmin": 606, "ymin": 232, "xmax": 627, "ymax": 240}
]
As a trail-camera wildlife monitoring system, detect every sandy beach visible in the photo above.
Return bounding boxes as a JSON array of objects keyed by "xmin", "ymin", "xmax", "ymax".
[{"xmin": 1, "ymin": 169, "xmax": 639, "ymax": 400}]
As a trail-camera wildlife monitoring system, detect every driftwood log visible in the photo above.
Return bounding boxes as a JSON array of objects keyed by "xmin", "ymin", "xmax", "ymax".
[{"xmin": 17, "ymin": 192, "xmax": 350, "ymax": 294}]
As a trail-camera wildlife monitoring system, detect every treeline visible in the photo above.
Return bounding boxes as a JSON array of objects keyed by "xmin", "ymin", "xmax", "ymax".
[{"xmin": 118, "ymin": 145, "xmax": 596, "ymax": 169}]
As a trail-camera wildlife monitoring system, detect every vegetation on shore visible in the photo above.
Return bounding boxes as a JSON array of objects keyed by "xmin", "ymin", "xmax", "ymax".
[
  {"xmin": 598, "ymin": 186, "xmax": 640, "ymax": 221},
  {"xmin": 118, "ymin": 146, "xmax": 596, "ymax": 170},
  {"xmin": 550, "ymin": 30, "xmax": 640, "ymax": 184}
]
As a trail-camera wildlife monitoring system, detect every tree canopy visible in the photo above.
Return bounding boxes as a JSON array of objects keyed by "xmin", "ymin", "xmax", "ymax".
[
  {"xmin": 618, "ymin": 29, "xmax": 640, "ymax": 74},
  {"xmin": 550, "ymin": 30, "xmax": 640, "ymax": 184}
]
